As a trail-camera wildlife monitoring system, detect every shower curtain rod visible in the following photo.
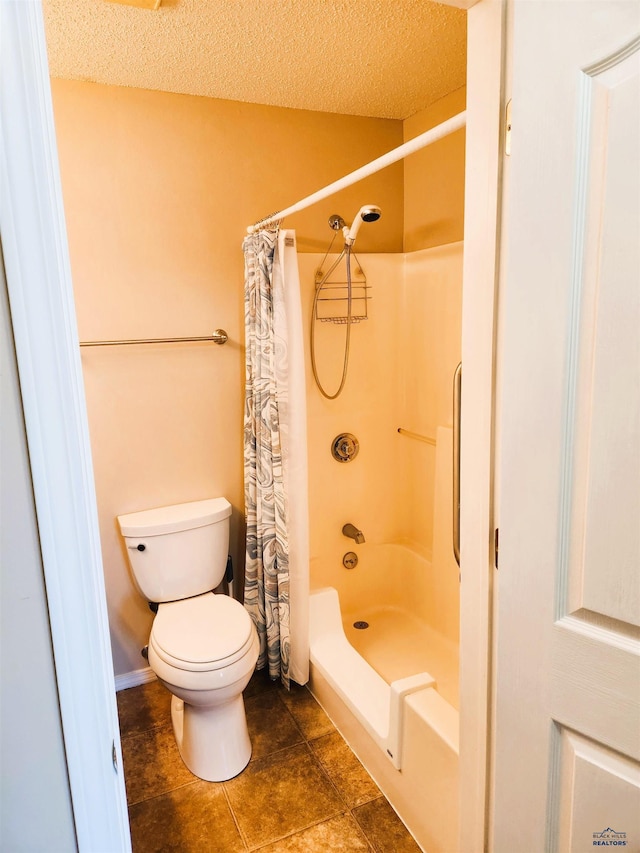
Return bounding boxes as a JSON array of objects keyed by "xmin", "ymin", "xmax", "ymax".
[{"xmin": 247, "ymin": 110, "xmax": 466, "ymax": 234}]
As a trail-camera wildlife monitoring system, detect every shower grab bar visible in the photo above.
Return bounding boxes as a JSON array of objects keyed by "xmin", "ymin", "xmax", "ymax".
[
  {"xmin": 79, "ymin": 329, "xmax": 228, "ymax": 347},
  {"xmin": 397, "ymin": 427, "xmax": 436, "ymax": 447},
  {"xmin": 453, "ymin": 362, "xmax": 462, "ymax": 567}
]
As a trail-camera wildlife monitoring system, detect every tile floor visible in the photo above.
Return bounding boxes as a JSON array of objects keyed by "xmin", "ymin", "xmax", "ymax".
[{"xmin": 117, "ymin": 670, "xmax": 422, "ymax": 852}]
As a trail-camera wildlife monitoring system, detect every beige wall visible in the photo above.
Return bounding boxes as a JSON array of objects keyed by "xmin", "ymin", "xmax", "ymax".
[
  {"xmin": 50, "ymin": 79, "xmax": 404, "ymax": 677},
  {"xmin": 403, "ymin": 87, "xmax": 466, "ymax": 252}
]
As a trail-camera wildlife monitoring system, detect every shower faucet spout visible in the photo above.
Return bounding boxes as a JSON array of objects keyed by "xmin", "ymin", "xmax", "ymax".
[{"xmin": 342, "ymin": 523, "xmax": 365, "ymax": 544}]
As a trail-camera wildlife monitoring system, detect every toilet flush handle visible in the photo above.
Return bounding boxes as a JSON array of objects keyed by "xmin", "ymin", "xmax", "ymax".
[{"xmin": 128, "ymin": 543, "xmax": 146, "ymax": 552}]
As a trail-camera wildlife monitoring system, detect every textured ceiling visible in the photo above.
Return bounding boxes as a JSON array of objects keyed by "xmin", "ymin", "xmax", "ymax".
[{"xmin": 43, "ymin": 0, "xmax": 467, "ymax": 120}]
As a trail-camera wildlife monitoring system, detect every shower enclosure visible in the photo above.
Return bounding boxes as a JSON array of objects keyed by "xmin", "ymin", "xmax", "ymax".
[
  {"xmin": 301, "ymin": 241, "xmax": 463, "ymax": 853},
  {"xmin": 245, "ymin": 123, "xmax": 465, "ymax": 844}
]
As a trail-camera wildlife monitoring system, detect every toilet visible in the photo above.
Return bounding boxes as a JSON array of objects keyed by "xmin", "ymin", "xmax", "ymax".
[{"xmin": 117, "ymin": 497, "xmax": 259, "ymax": 782}]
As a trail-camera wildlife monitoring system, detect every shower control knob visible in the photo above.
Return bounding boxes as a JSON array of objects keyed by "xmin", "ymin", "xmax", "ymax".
[
  {"xmin": 343, "ymin": 552, "xmax": 358, "ymax": 569},
  {"xmin": 331, "ymin": 433, "xmax": 359, "ymax": 463}
]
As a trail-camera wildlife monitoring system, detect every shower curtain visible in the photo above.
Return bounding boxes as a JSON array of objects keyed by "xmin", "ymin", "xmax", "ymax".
[{"xmin": 243, "ymin": 228, "xmax": 309, "ymax": 688}]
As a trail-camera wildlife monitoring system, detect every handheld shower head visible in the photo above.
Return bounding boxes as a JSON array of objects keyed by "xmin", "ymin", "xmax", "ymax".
[{"xmin": 343, "ymin": 205, "xmax": 382, "ymax": 245}]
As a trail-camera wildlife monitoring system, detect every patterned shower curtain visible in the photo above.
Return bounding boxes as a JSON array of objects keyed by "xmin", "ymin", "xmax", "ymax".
[{"xmin": 242, "ymin": 229, "xmax": 308, "ymax": 689}]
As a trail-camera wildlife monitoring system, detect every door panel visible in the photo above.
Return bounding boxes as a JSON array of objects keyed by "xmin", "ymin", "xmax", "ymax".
[
  {"xmin": 551, "ymin": 619, "xmax": 640, "ymax": 757},
  {"xmin": 568, "ymin": 41, "xmax": 640, "ymax": 628},
  {"xmin": 556, "ymin": 729, "xmax": 640, "ymax": 853}
]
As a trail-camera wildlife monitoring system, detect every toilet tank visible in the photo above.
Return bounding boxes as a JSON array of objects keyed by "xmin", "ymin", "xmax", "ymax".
[{"xmin": 117, "ymin": 498, "xmax": 231, "ymax": 603}]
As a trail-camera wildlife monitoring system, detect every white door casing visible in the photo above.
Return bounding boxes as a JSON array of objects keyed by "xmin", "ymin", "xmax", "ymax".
[
  {"xmin": 459, "ymin": 1, "xmax": 506, "ymax": 850},
  {"xmin": 493, "ymin": 2, "xmax": 640, "ymax": 851}
]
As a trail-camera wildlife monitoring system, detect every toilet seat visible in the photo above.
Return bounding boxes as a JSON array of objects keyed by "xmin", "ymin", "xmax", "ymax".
[{"xmin": 150, "ymin": 593, "xmax": 255, "ymax": 672}]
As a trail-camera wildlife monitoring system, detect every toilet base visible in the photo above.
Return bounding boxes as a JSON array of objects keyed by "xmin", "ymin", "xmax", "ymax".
[{"xmin": 171, "ymin": 693, "xmax": 252, "ymax": 782}]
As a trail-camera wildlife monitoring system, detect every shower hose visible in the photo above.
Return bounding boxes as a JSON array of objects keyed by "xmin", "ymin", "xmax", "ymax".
[{"xmin": 310, "ymin": 243, "xmax": 354, "ymax": 400}]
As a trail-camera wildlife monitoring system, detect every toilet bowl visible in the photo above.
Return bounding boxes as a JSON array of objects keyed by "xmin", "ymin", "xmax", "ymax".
[
  {"xmin": 117, "ymin": 498, "xmax": 259, "ymax": 782},
  {"xmin": 148, "ymin": 591, "xmax": 259, "ymax": 781}
]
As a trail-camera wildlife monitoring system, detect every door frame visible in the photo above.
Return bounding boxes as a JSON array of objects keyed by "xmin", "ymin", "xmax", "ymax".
[
  {"xmin": 1, "ymin": 1, "xmax": 503, "ymax": 851},
  {"xmin": 0, "ymin": 3, "xmax": 131, "ymax": 850},
  {"xmin": 459, "ymin": 1, "xmax": 506, "ymax": 850}
]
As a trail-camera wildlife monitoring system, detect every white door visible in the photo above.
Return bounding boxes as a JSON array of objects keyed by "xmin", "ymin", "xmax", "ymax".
[{"xmin": 493, "ymin": 2, "xmax": 640, "ymax": 851}]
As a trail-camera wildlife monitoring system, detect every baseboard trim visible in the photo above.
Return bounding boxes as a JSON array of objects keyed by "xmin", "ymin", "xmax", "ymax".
[{"xmin": 115, "ymin": 666, "xmax": 156, "ymax": 692}]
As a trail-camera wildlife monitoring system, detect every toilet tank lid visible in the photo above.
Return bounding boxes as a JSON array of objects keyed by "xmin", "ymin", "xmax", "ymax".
[{"xmin": 117, "ymin": 498, "xmax": 231, "ymax": 537}]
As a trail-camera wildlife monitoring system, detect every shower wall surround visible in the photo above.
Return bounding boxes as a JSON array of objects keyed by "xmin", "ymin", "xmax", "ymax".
[{"xmin": 302, "ymin": 242, "xmax": 463, "ymax": 627}]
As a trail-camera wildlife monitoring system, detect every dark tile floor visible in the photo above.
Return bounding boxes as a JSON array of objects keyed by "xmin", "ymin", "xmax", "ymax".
[{"xmin": 117, "ymin": 671, "xmax": 422, "ymax": 852}]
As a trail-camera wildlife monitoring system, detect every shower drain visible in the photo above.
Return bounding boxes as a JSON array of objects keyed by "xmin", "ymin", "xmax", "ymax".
[{"xmin": 353, "ymin": 620, "xmax": 369, "ymax": 630}]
